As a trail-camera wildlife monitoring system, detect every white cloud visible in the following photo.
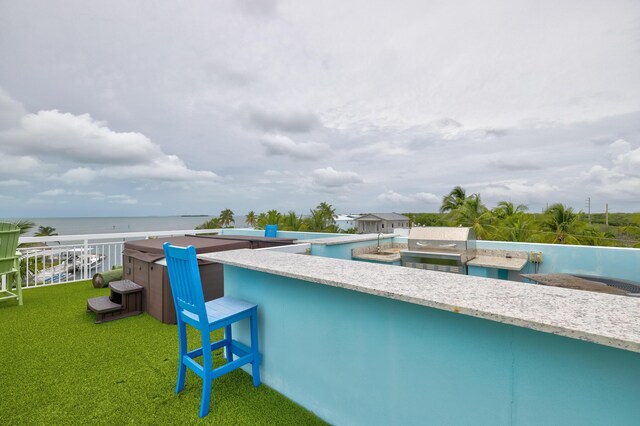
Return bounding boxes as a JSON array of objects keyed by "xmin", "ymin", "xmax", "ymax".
[
  {"xmin": 0, "ymin": 99, "xmax": 220, "ymax": 183},
  {"xmin": 38, "ymin": 189, "xmax": 65, "ymax": 196},
  {"xmin": 0, "ymin": 88, "xmax": 25, "ymax": 127},
  {"xmin": 59, "ymin": 167, "xmax": 98, "ymax": 184},
  {"xmin": 260, "ymin": 134, "xmax": 331, "ymax": 160},
  {"xmin": 377, "ymin": 190, "xmax": 439, "ymax": 204},
  {"xmin": 312, "ymin": 166, "xmax": 363, "ymax": 188},
  {"xmin": 5, "ymin": 110, "xmax": 163, "ymax": 164},
  {"xmin": 377, "ymin": 190, "xmax": 413, "ymax": 203},
  {"xmin": 579, "ymin": 139, "xmax": 640, "ymax": 199},
  {"xmin": 0, "ymin": 154, "xmax": 41, "ymax": 176},
  {"xmin": 100, "ymin": 155, "xmax": 220, "ymax": 182},
  {"xmin": 612, "ymin": 146, "xmax": 640, "ymax": 177},
  {"xmin": 241, "ymin": 106, "xmax": 320, "ymax": 133},
  {"xmin": 33, "ymin": 189, "xmax": 138, "ymax": 205},
  {"xmin": 103, "ymin": 194, "xmax": 138, "ymax": 205},
  {"xmin": 0, "ymin": 179, "xmax": 28, "ymax": 187},
  {"xmin": 415, "ymin": 192, "xmax": 440, "ymax": 203},
  {"xmin": 480, "ymin": 180, "xmax": 562, "ymax": 203}
]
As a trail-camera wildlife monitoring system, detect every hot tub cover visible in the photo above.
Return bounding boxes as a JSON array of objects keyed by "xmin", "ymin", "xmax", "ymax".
[{"xmin": 123, "ymin": 236, "xmax": 251, "ymax": 263}]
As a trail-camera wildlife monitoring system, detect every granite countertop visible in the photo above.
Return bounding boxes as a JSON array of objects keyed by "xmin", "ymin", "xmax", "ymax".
[
  {"xmin": 198, "ymin": 249, "xmax": 640, "ymax": 353},
  {"xmin": 304, "ymin": 233, "xmax": 398, "ymax": 246},
  {"xmin": 467, "ymin": 256, "xmax": 528, "ymax": 271},
  {"xmin": 352, "ymin": 252, "xmax": 401, "ymax": 263}
]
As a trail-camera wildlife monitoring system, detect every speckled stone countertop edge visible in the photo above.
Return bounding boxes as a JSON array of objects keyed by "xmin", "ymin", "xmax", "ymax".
[
  {"xmin": 304, "ymin": 233, "xmax": 398, "ymax": 245},
  {"xmin": 199, "ymin": 250, "xmax": 640, "ymax": 354},
  {"xmin": 466, "ymin": 256, "xmax": 528, "ymax": 271}
]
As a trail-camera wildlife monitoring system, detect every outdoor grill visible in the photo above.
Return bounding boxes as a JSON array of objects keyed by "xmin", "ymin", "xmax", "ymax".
[{"xmin": 400, "ymin": 227, "xmax": 476, "ymax": 274}]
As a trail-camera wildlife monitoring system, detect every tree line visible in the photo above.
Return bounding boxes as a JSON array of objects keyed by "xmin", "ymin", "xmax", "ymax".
[
  {"xmin": 407, "ymin": 186, "xmax": 640, "ymax": 247},
  {"xmin": 196, "ymin": 202, "xmax": 342, "ymax": 233}
]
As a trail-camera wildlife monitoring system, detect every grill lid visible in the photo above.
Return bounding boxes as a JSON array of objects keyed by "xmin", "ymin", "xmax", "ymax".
[
  {"xmin": 403, "ymin": 226, "xmax": 477, "ymax": 263},
  {"xmin": 408, "ymin": 227, "xmax": 475, "ymax": 241}
]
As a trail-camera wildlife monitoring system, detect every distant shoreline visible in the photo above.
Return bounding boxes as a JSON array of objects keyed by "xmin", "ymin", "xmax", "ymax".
[
  {"xmin": 6, "ymin": 215, "xmax": 248, "ymax": 237},
  {"xmin": 179, "ymin": 215, "xmax": 209, "ymax": 217}
]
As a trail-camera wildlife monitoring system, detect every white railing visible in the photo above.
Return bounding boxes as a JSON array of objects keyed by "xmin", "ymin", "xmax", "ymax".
[{"xmin": 17, "ymin": 229, "xmax": 221, "ymax": 288}]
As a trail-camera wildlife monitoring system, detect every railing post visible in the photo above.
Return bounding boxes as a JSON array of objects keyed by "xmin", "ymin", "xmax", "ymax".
[{"xmin": 84, "ymin": 239, "xmax": 89, "ymax": 280}]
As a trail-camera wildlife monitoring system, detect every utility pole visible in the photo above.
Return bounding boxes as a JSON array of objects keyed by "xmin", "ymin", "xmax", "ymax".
[
  {"xmin": 586, "ymin": 197, "xmax": 591, "ymax": 224},
  {"xmin": 605, "ymin": 203, "xmax": 609, "ymax": 226}
]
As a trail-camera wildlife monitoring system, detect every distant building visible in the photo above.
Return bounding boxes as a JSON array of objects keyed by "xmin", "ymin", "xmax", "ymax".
[
  {"xmin": 334, "ymin": 214, "xmax": 361, "ymax": 231},
  {"xmin": 355, "ymin": 213, "xmax": 410, "ymax": 234}
]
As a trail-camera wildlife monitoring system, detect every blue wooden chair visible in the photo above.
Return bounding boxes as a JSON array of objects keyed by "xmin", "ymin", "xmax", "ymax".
[
  {"xmin": 163, "ymin": 242, "xmax": 261, "ymax": 418},
  {"xmin": 264, "ymin": 224, "xmax": 278, "ymax": 238}
]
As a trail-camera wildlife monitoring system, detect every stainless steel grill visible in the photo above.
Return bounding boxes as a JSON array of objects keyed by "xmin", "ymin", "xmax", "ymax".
[{"xmin": 400, "ymin": 227, "xmax": 476, "ymax": 274}]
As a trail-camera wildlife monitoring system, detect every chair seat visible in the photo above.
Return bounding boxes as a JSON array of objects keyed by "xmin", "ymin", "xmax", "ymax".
[{"xmin": 182, "ymin": 296, "xmax": 257, "ymax": 324}]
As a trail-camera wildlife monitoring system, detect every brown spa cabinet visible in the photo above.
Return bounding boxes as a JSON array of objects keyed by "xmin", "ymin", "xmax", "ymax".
[{"xmin": 122, "ymin": 236, "xmax": 251, "ymax": 324}]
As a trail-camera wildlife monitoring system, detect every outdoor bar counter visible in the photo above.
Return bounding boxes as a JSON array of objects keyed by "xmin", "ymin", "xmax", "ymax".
[{"xmin": 199, "ymin": 249, "xmax": 640, "ymax": 425}]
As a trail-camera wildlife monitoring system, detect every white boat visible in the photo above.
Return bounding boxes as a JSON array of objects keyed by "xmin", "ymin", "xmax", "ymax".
[{"xmin": 34, "ymin": 262, "xmax": 70, "ymax": 283}]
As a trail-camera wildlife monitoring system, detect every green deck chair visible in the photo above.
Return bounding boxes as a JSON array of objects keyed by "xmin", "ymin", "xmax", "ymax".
[{"xmin": 0, "ymin": 222, "xmax": 22, "ymax": 306}]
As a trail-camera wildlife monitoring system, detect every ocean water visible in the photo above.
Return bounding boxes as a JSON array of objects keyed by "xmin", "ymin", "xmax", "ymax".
[{"xmin": 5, "ymin": 216, "xmax": 249, "ymax": 237}]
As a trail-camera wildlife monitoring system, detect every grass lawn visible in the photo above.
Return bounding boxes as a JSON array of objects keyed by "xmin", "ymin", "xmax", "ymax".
[{"xmin": 0, "ymin": 281, "xmax": 325, "ymax": 425}]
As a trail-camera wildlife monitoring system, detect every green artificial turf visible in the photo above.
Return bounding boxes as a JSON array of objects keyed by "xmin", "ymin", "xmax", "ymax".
[{"xmin": 0, "ymin": 282, "xmax": 326, "ymax": 425}]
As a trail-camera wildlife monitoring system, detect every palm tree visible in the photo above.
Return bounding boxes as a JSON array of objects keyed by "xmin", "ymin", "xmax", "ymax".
[
  {"xmin": 34, "ymin": 226, "xmax": 58, "ymax": 237},
  {"xmin": 196, "ymin": 217, "xmax": 221, "ymax": 229},
  {"xmin": 578, "ymin": 225, "xmax": 615, "ymax": 246},
  {"xmin": 493, "ymin": 201, "xmax": 528, "ymax": 219},
  {"xmin": 219, "ymin": 209, "xmax": 235, "ymax": 228},
  {"xmin": 245, "ymin": 211, "xmax": 257, "ymax": 228},
  {"xmin": 452, "ymin": 194, "xmax": 495, "ymax": 239},
  {"xmin": 281, "ymin": 211, "xmax": 303, "ymax": 231},
  {"xmin": 440, "ymin": 186, "xmax": 467, "ymax": 213},
  {"xmin": 318, "ymin": 202, "xmax": 336, "ymax": 225},
  {"xmin": 505, "ymin": 216, "xmax": 532, "ymax": 242},
  {"xmin": 306, "ymin": 208, "xmax": 327, "ymax": 232},
  {"xmin": 538, "ymin": 203, "xmax": 582, "ymax": 244},
  {"xmin": 258, "ymin": 210, "xmax": 281, "ymax": 229},
  {"xmin": 13, "ymin": 219, "xmax": 35, "ymax": 235}
]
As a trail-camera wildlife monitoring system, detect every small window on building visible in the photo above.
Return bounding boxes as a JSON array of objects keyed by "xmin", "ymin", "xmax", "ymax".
[{"xmin": 382, "ymin": 223, "xmax": 384, "ymax": 228}]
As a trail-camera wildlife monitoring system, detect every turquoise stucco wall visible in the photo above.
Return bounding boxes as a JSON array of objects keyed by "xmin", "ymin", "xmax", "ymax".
[
  {"xmin": 468, "ymin": 266, "xmax": 509, "ymax": 280},
  {"xmin": 316, "ymin": 236, "xmax": 639, "ymax": 282},
  {"xmin": 225, "ymin": 266, "xmax": 640, "ymax": 426},
  {"xmin": 475, "ymin": 240, "xmax": 640, "ymax": 282}
]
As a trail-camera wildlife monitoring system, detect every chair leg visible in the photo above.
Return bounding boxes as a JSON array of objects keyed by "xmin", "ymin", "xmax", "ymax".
[
  {"xmin": 224, "ymin": 325, "xmax": 233, "ymax": 362},
  {"xmin": 176, "ymin": 320, "xmax": 187, "ymax": 394},
  {"xmin": 15, "ymin": 269, "xmax": 22, "ymax": 307},
  {"xmin": 250, "ymin": 308, "xmax": 261, "ymax": 387},
  {"xmin": 199, "ymin": 330, "xmax": 213, "ymax": 418}
]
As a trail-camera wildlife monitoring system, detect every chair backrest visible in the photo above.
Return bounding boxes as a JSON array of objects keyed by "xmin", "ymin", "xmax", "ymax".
[
  {"xmin": 163, "ymin": 243, "xmax": 207, "ymax": 321},
  {"xmin": 264, "ymin": 224, "xmax": 278, "ymax": 238},
  {"xmin": 0, "ymin": 222, "xmax": 20, "ymax": 274}
]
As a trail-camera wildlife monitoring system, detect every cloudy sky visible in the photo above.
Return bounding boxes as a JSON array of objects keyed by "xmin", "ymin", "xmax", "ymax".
[{"xmin": 1, "ymin": 0, "xmax": 639, "ymax": 217}]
